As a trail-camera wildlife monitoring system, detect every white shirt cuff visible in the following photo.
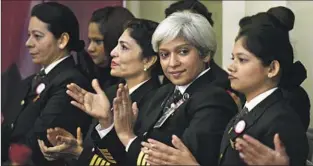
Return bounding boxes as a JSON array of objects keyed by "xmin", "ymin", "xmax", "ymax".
[
  {"xmin": 125, "ymin": 136, "xmax": 138, "ymax": 152},
  {"xmin": 95, "ymin": 123, "xmax": 114, "ymax": 139}
]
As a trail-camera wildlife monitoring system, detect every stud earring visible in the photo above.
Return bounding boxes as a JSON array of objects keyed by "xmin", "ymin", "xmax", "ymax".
[{"xmin": 144, "ymin": 67, "xmax": 147, "ymax": 71}]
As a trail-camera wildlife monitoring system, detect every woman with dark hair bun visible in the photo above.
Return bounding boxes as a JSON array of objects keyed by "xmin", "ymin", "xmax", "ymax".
[
  {"xmin": 78, "ymin": 7, "xmax": 134, "ymax": 89},
  {"xmin": 220, "ymin": 6, "xmax": 308, "ymax": 166},
  {"xmin": 137, "ymin": 6, "xmax": 309, "ymax": 166},
  {"xmin": 238, "ymin": 6, "xmax": 310, "ymax": 131},
  {"xmin": 1, "ymin": 2, "xmax": 92, "ymax": 165}
]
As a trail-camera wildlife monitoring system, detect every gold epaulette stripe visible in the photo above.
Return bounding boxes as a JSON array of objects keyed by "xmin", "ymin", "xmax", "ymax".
[
  {"xmin": 100, "ymin": 160, "xmax": 106, "ymax": 166},
  {"xmin": 137, "ymin": 151, "xmax": 145, "ymax": 166},
  {"xmin": 141, "ymin": 153, "xmax": 148, "ymax": 166},
  {"xmin": 90, "ymin": 154, "xmax": 99, "ymax": 165},
  {"xmin": 95, "ymin": 157, "xmax": 103, "ymax": 166}
]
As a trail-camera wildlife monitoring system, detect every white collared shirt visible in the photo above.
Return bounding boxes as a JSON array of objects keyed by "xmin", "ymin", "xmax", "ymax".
[
  {"xmin": 244, "ymin": 87, "xmax": 278, "ymax": 112},
  {"xmin": 42, "ymin": 55, "xmax": 70, "ymax": 74},
  {"xmin": 176, "ymin": 67, "xmax": 210, "ymax": 94},
  {"xmin": 95, "ymin": 79, "xmax": 151, "ymax": 139}
]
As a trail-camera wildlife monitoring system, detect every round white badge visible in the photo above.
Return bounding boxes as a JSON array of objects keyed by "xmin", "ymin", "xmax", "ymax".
[
  {"xmin": 36, "ymin": 83, "xmax": 46, "ymax": 94},
  {"xmin": 235, "ymin": 120, "xmax": 246, "ymax": 134}
]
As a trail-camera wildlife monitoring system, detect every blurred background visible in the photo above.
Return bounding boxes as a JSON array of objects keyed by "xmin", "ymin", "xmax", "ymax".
[{"xmin": 1, "ymin": 0, "xmax": 313, "ymax": 127}]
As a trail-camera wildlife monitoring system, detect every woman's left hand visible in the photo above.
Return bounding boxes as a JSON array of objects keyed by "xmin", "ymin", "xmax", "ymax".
[
  {"xmin": 235, "ymin": 134, "xmax": 289, "ymax": 166},
  {"xmin": 113, "ymin": 84, "xmax": 138, "ymax": 146},
  {"xmin": 141, "ymin": 135, "xmax": 199, "ymax": 165}
]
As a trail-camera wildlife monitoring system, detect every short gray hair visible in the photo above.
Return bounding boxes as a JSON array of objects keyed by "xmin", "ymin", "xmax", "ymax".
[{"xmin": 152, "ymin": 11, "xmax": 217, "ymax": 58}]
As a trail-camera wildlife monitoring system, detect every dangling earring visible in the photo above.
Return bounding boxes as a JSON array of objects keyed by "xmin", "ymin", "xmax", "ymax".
[{"xmin": 143, "ymin": 67, "xmax": 147, "ymax": 71}]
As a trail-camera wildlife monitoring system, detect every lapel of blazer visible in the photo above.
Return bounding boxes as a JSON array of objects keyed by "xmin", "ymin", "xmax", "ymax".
[
  {"xmin": 130, "ymin": 77, "xmax": 160, "ymax": 106},
  {"xmin": 31, "ymin": 56, "xmax": 76, "ymax": 101},
  {"xmin": 219, "ymin": 89, "xmax": 283, "ymax": 159},
  {"xmin": 141, "ymin": 84, "xmax": 175, "ymax": 134},
  {"xmin": 141, "ymin": 69, "xmax": 215, "ymax": 135},
  {"xmin": 184, "ymin": 68, "xmax": 215, "ymax": 94},
  {"xmin": 44, "ymin": 56, "xmax": 76, "ymax": 84}
]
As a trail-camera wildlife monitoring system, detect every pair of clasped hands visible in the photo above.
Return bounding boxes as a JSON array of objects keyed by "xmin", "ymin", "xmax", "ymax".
[{"xmin": 37, "ymin": 79, "xmax": 138, "ymax": 161}]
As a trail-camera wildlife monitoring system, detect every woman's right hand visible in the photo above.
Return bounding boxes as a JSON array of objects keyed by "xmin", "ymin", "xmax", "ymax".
[
  {"xmin": 38, "ymin": 127, "xmax": 83, "ymax": 160},
  {"xmin": 67, "ymin": 79, "xmax": 112, "ymax": 127}
]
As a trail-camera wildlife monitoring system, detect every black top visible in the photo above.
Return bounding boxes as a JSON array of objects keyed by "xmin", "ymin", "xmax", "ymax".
[{"xmin": 219, "ymin": 89, "xmax": 308, "ymax": 166}]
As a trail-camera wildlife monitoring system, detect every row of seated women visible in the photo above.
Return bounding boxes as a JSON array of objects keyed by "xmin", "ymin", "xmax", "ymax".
[{"xmin": 1, "ymin": 0, "xmax": 310, "ymax": 166}]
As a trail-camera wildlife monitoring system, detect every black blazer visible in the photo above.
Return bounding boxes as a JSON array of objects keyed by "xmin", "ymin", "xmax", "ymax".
[
  {"xmin": 79, "ymin": 69, "xmax": 238, "ymax": 166},
  {"xmin": 1, "ymin": 56, "xmax": 92, "ymax": 166},
  {"xmin": 219, "ymin": 89, "xmax": 308, "ymax": 166},
  {"xmin": 76, "ymin": 77, "xmax": 161, "ymax": 166}
]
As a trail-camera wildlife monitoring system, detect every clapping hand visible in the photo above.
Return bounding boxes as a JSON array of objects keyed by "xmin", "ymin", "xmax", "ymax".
[
  {"xmin": 141, "ymin": 135, "xmax": 199, "ymax": 165},
  {"xmin": 235, "ymin": 134, "xmax": 289, "ymax": 166},
  {"xmin": 38, "ymin": 127, "xmax": 83, "ymax": 160},
  {"xmin": 113, "ymin": 84, "xmax": 138, "ymax": 146},
  {"xmin": 67, "ymin": 79, "xmax": 112, "ymax": 127}
]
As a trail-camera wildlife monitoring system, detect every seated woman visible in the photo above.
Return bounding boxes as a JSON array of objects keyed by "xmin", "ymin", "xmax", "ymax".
[
  {"xmin": 238, "ymin": 6, "xmax": 310, "ymax": 131},
  {"xmin": 77, "ymin": 7, "xmax": 134, "ymax": 89},
  {"xmin": 1, "ymin": 2, "xmax": 92, "ymax": 165},
  {"xmin": 37, "ymin": 18, "xmax": 161, "ymax": 164},
  {"xmin": 141, "ymin": 6, "xmax": 309, "ymax": 166},
  {"xmin": 57, "ymin": 11, "xmax": 237, "ymax": 166}
]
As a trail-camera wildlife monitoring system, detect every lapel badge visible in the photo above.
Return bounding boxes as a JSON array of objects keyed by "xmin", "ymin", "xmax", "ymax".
[
  {"xmin": 183, "ymin": 93, "xmax": 190, "ymax": 101},
  {"xmin": 234, "ymin": 120, "xmax": 246, "ymax": 134},
  {"xmin": 20, "ymin": 100, "xmax": 25, "ymax": 106},
  {"xmin": 36, "ymin": 83, "xmax": 46, "ymax": 95}
]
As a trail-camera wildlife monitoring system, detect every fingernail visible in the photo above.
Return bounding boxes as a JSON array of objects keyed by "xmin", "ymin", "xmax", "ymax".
[
  {"xmin": 239, "ymin": 152, "xmax": 245, "ymax": 158},
  {"xmin": 144, "ymin": 154, "xmax": 149, "ymax": 160}
]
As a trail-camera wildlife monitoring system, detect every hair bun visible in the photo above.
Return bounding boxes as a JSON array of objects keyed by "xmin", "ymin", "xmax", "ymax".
[
  {"xmin": 267, "ymin": 6, "xmax": 295, "ymax": 31},
  {"xmin": 239, "ymin": 16, "xmax": 252, "ymax": 28},
  {"xmin": 281, "ymin": 61, "xmax": 307, "ymax": 89},
  {"xmin": 291, "ymin": 61, "xmax": 307, "ymax": 86}
]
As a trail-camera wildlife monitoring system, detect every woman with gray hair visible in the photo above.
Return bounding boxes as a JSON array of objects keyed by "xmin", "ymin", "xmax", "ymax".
[
  {"xmin": 53, "ymin": 11, "xmax": 237, "ymax": 166},
  {"xmin": 84, "ymin": 11, "xmax": 237, "ymax": 166}
]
